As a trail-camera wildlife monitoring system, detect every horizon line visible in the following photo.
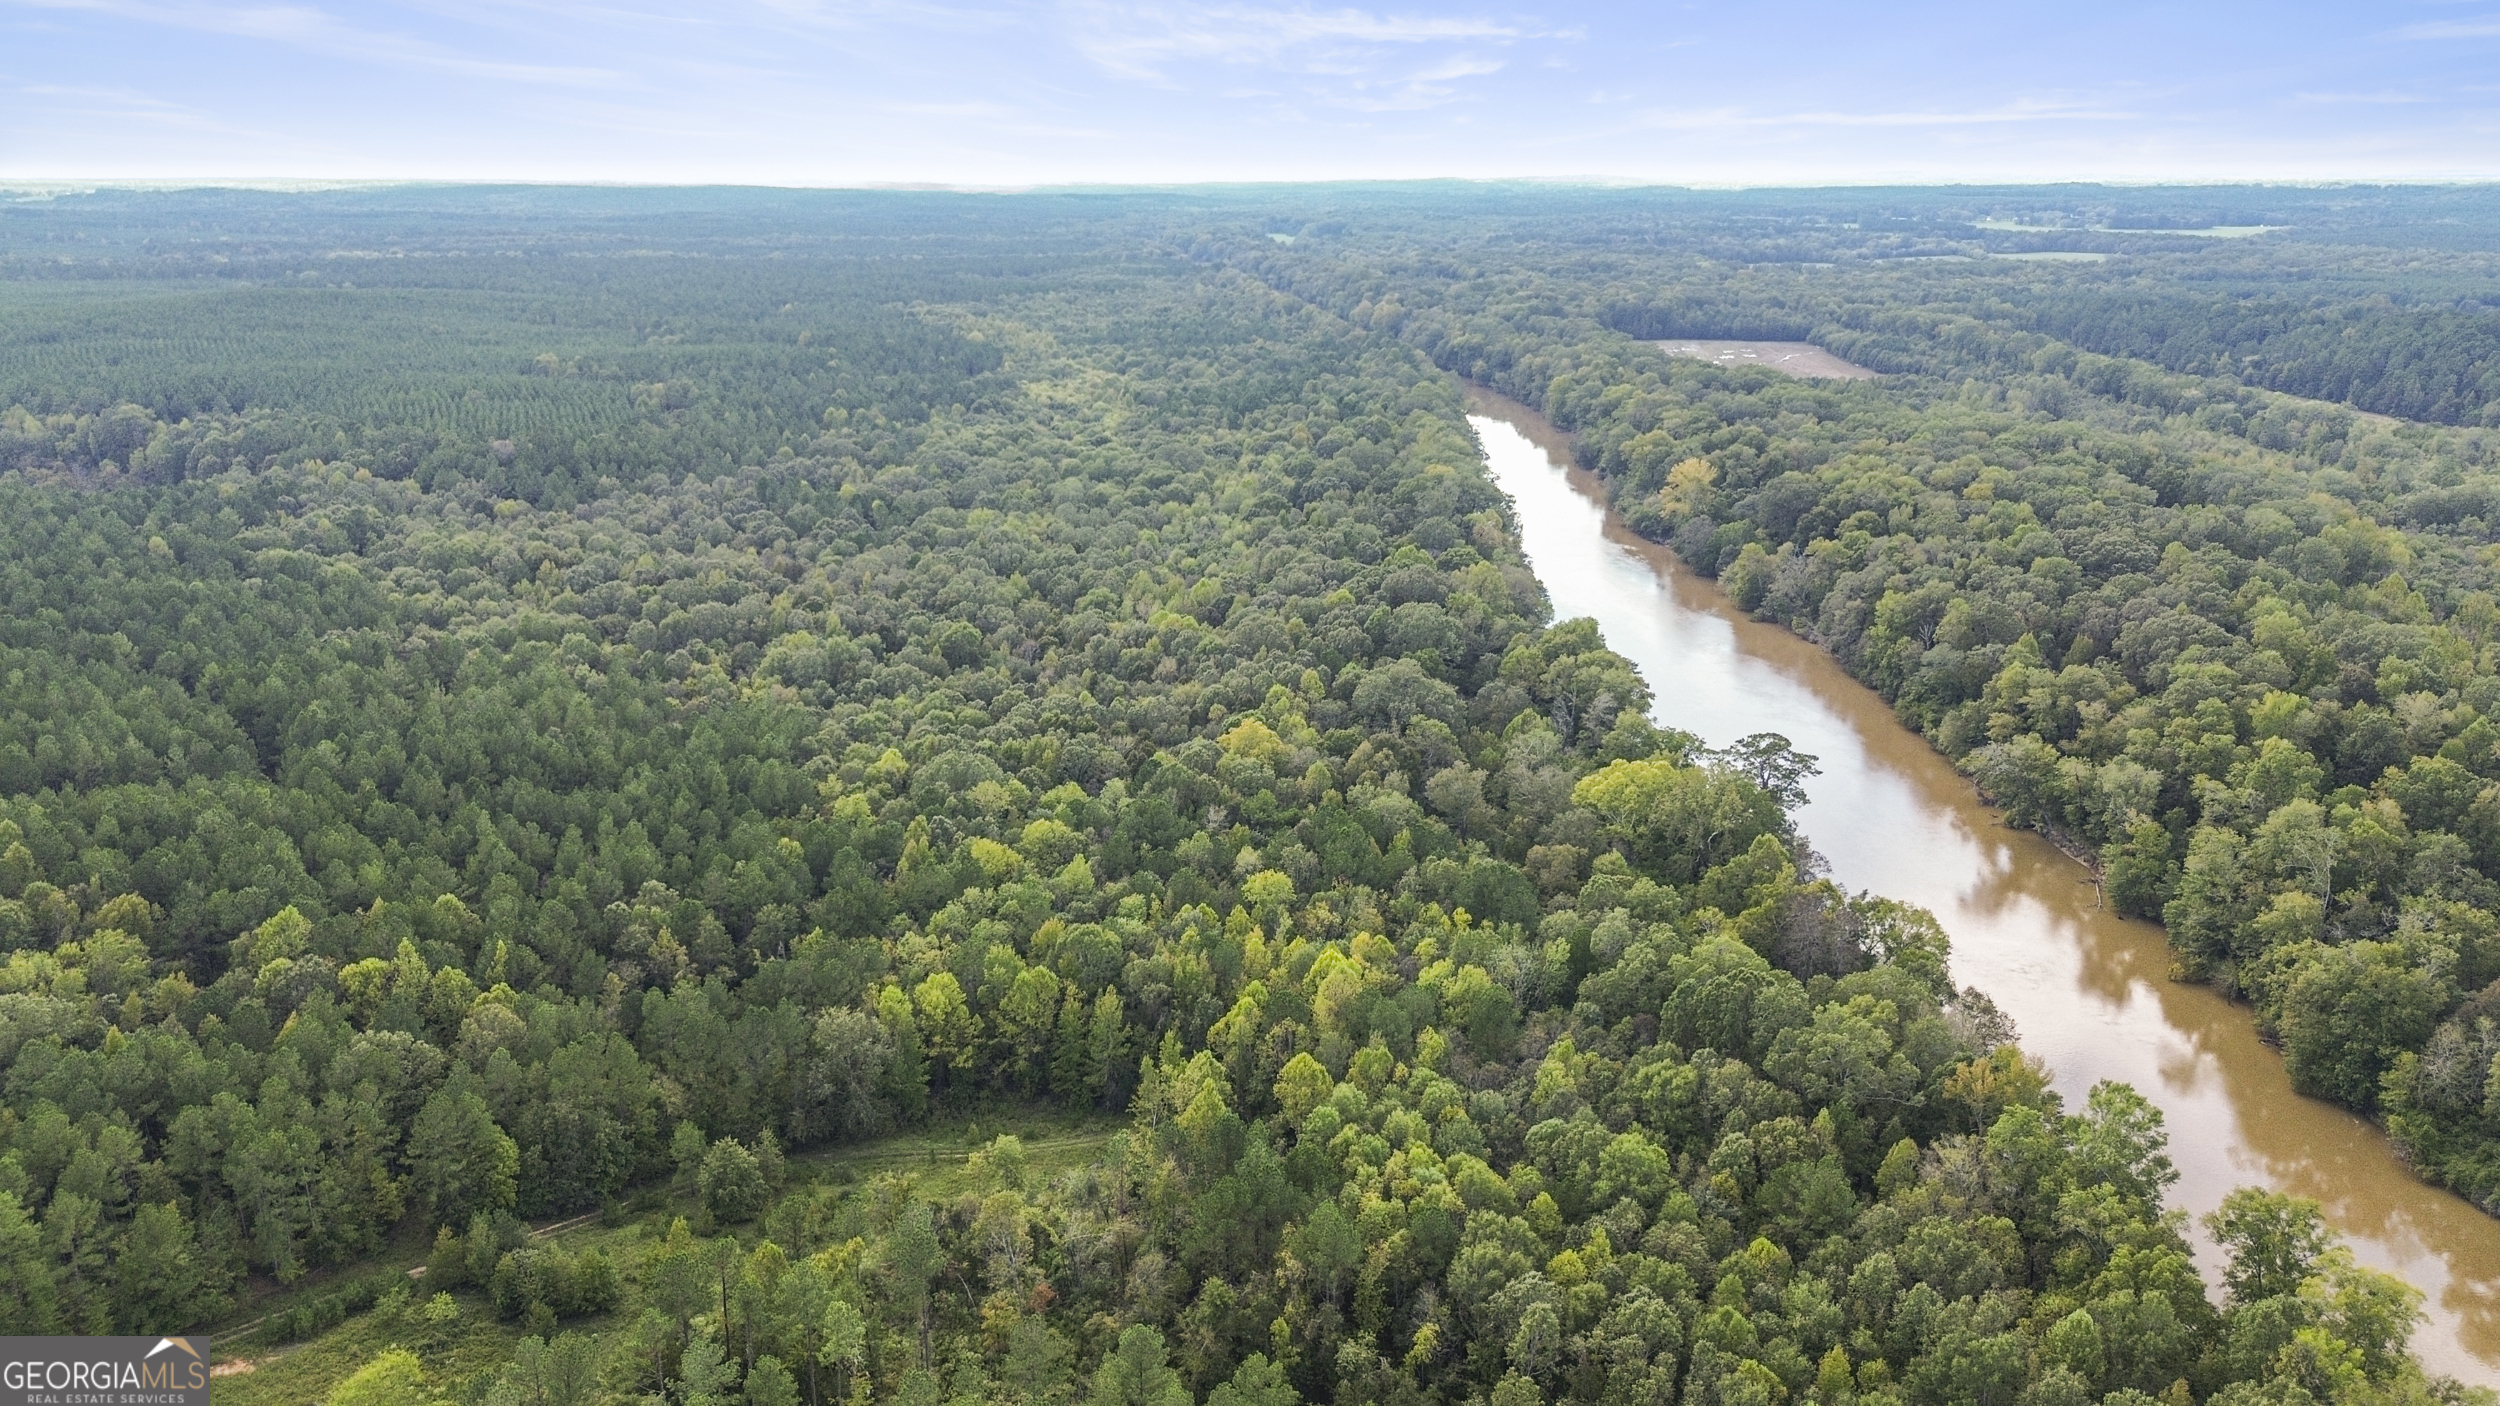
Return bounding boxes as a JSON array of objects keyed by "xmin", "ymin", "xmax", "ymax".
[{"xmin": 8, "ymin": 175, "xmax": 2500, "ymax": 196}]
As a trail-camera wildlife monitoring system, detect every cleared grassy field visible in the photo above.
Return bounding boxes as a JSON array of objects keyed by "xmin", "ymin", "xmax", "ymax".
[
  {"xmin": 206, "ymin": 1108, "xmax": 1124, "ymax": 1404},
  {"xmin": 1648, "ymin": 338, "xmax": 1876, "ymax": 380}
]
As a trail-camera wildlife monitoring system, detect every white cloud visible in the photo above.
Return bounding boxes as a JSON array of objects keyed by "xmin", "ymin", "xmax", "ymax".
[
  {"xmin": 1061, "ymin": 0, "xmax": 1524, "ymax": 80},
  {"xmin": 3, "ymin": 0, "xmax": 2494, "ymax": 184},
  {"xmin": 2394, "ymin": 15, "xmax": 2500, "ymax": 37},
  {"xmin": 12, "ymin": 81, "xmax": 235, "ymax": 129},
  {"xmin": 1324, "ymin": 51, "xmax": 1500, "ymax": 109},
  {"xmin": 1631, "ymin": 96, "xmax": 2136, "ymax": 131},
  {"xmin": 1, "ymin": 0, "xmax": 625, "ymax": 84},
  {"xmin": 1408, "ymin": 52, "xmax": 1496, "ymax": 81}
]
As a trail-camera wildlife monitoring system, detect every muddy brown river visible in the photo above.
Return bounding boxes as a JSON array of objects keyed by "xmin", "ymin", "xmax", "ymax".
[{"xmin": 1466, "ymin": 386, "xmax": 2500, "ymax": 1385}]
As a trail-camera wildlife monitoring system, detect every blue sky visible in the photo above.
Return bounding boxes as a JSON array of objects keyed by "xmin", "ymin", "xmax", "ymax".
[{"xmin": 2, "ymin": 1, "xmax": 2496, "ymax": 184}]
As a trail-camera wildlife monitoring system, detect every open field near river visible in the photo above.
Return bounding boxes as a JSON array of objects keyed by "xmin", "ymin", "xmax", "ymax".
[{"xmin": 1649, "ymin": 339, "xmax": 1876, "ymax": 379}]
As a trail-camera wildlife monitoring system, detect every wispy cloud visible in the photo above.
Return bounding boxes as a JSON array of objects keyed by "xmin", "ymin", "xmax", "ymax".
[
  {"xmin": 882, "ymin": 100, "xmax": 1019, "ymax": 117},
  {"xmin": 4, "ymin": 0, "xmax": 2495, "ymax": 185},
  {"xmin": 2, "ymin": 0, "xmax": 625, "ymax": 84},
  {"xmin": 1052, "ymin": 0, "xmax": 1539, "ymax": 115},
  {"xmin": 746, "ymin": 0, "xmax": 1003, "ymax": 27},
  {"xmin": 1313, "ymin": 51, "xmax": 1503, "ymax": 109},
  {"xmin": 1634, "ymin": 96, "xmax": 2136, "ymax": 131},
  {"xmin": 13, "ymin": 81, "xmax": 236, "ymax": 129},
  {"xmin": 1062, "ymin": 1, "xmax": 1523, "ymax": 79},
  {"xmin": 1408, "ymin": 52, "xmax": 1495, "ymax": 80},
  {"xmin": 2394, "ymin": 15, "xmax": 2500, "ymax": 37}
]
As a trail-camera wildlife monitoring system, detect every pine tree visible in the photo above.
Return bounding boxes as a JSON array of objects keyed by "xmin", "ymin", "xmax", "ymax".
[
  {"xmin": 1086, "ymin": 991, "xmax": 1129, "ymax": 1111},
  {"xmin": 1051, "ymin": 981, "xmax": 1091, "ymax": 1100}
]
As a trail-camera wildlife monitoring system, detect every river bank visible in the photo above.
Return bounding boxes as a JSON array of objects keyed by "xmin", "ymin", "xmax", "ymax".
[{"xmin": 1463, "ymin": 382, "xmax": 2500, "ymax": 1386}]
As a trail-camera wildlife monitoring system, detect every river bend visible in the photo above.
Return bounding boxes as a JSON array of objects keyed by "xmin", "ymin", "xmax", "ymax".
[{"xmin": 1466, "ymin": 386, "xmax": 2500, "ymax": 1385}]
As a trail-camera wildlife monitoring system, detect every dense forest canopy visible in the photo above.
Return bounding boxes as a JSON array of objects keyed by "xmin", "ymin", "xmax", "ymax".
[
  {"xmin": 1220, "ymin": 189, "xmax": 2500, "ymax": 1226},
  {"xmin": 0, "ymin": 183, "xmax": 2493, "ymax": 1406}
]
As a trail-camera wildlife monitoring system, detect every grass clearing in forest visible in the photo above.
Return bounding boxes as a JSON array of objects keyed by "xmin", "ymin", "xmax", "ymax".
[
  {"xmin": 1650, "ymin": 339, "xmax": 1876, "ymax": 379},
  {"xmin": 208, "ymin": 1108, "xmax": 1124, "ymax": 1405},
  {"xmin": 793, "ymin": 1107, "xmax": 1125, "ymax": 1199}
]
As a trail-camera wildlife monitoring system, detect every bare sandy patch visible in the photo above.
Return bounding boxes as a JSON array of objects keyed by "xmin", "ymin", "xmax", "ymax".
[{"xmin": 1651, "ymin": 340, "xmax": 1875, "ymax": 380}]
